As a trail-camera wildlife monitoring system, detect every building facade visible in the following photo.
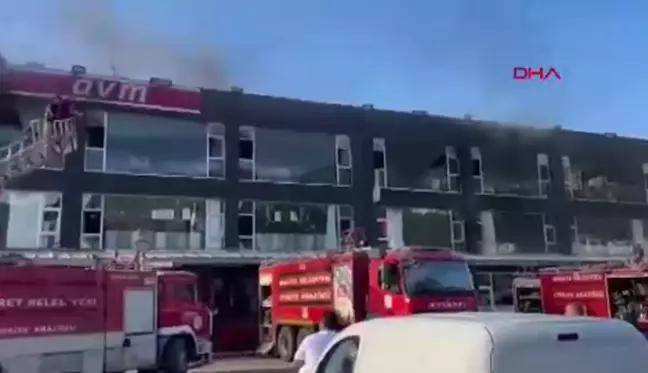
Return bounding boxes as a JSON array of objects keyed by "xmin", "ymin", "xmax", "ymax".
[{"xmin": 1, "ymin": 65, "xmax": 648, "ymax": 265}]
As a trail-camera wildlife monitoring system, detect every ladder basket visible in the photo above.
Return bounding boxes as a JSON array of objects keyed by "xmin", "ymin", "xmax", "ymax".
[{"xmin": 0, "ymin": 117, "xmax": 77, "ymax": 191}]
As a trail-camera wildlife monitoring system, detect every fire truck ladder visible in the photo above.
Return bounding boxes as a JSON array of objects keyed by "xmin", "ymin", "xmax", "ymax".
[{"xmin": 0, "ymin": 116, "xmax": 77, "ymax": 192}]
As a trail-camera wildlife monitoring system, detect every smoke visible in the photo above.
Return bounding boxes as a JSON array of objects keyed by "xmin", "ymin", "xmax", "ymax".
[
  {"xmin": 451, "ymin": 0, "xmax": 569, "ymax": 127},
  {"xmin": 54, "ymin": 0, "xmax": 227, "ymax": 88}
]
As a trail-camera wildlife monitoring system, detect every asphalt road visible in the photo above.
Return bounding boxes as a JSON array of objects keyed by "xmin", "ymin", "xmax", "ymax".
[{"xmin": 190, "ymin": 357, "xmax": 296, "ymax": 373}]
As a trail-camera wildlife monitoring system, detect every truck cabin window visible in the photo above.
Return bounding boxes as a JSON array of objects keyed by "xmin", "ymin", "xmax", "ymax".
[
  {"xmin": 379, "ymin": 263, "xmax": 402, "ymax": 293},
  {"xmin": 403, "ymin": 261, "xmax": 474, "ymax": 296},
  {"xmin": 174, "ymin": 283, "xmax": 198, "ymax": 304}
]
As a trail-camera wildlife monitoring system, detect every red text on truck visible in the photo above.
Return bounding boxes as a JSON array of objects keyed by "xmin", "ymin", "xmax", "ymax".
[{"xmin": 0, "ymin": 261, "xmax": 211, "ymax": 373}]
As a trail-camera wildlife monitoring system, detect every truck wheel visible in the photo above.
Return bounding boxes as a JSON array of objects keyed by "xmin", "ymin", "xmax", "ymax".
[
  {"xmin": 163, "ymin": 338, "xmax": 188, "ymax": 373},
  {"xmin": 277, "ymin": 326, "xmax": 296, "ymax": 362},
  {"xmin": 296, "ymin": 327, "xmax": 314, "ymax": 348}
]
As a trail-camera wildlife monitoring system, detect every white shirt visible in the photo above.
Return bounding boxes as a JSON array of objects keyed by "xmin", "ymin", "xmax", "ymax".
[{"xmin": 294, "ymin": 330, "xmax": 337, "ymax": 373}]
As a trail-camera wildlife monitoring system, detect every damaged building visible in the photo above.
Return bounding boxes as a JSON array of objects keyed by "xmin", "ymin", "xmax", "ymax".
[{"xmin": 1, "ymin": 63, "xmax": 648, "ymax": 310}]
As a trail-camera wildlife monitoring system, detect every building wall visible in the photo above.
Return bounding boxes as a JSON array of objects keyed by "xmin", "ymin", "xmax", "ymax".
[{"xmin": 3, "ymin": 89, "xmax": 648, "ymax": 256}]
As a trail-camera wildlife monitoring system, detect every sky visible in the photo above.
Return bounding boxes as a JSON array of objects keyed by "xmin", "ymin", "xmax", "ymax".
[{"xmin": 0, "ymin": 0, "xmax": 646, "ymax": 136}]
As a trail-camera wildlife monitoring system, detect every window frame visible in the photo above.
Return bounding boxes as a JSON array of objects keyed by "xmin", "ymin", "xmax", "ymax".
[{"xmin": 315, "ymin": 335, "xmax": 361, "ymax": 373}]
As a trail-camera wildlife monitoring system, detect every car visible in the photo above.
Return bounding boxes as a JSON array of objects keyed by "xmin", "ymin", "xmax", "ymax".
[{"xmin": 313, "ymin": 312, "xmax": 648, "ymax": 373}]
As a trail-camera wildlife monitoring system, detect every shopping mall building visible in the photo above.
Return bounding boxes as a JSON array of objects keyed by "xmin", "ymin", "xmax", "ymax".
[{"xmin": 1, "ymin": 62, "xmax": 648, "ymax": 311}]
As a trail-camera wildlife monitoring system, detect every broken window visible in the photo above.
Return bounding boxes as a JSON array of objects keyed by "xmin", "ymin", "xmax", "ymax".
[
  {"xmin": 376, "ymin": 207, "xmax": 463, "ymax": 250},
  {"xmin": 572, "ymin": 215, "xmax": 634, "ymax": 256},
  {"xmin": 239, "ymin": 201, "xmax": 353, "ymax": 252},
  {"xmin": 478, "ymin": 211, "xmax": 546, "ymax": 254},
  {"xmin": 478, "ymin": 147, "xmax": 541, "ymax": 197},
  {"xmin": 384, "ymin": 138, "xmax": 460, "ymax": 192},
  {"xmin": 564, "ymin": 154, "xmax": 644, "ymax": 203}
]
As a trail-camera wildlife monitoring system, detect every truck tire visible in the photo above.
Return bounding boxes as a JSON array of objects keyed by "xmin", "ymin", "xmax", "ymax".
[
  {"xmin": 163, "ymin": 338, "xmax": 188, "ymax": 373},
  {"xmin": 277, "ymin": 326, "xmax": 296, "ymax": 362},
  {"xmin": 296, "ymin": 326, "xmax": 314, "ymax": 348}
]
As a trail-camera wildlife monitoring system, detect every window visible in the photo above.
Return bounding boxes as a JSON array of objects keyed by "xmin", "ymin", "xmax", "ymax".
[
  {"xmin": 207, "ymin": 123, "xmax": 225, "ymax": 178},
  {"xmin": 336, "ymin": 135, "xmax": 352, "ymax": 186},
  {"xmin": 105, "ymin": 112, "xmax": 208, "ymax": 177},
  {"xmin": 0, "ymin": 191, "xmax": 61, "ymax": 249},
  {"xmin": 316, "ymin": 336, "xmax": 360, "ymax": 373},
  {"xmin": 480, "ymin": 211, "xmax": 547, "ymax": 255},
  {"xmin": 383, "ymin": 139, "xmax": 459, "ymax": 192},
  {"xmin": 378, "ymin": 207, "xmax": 454, "ymax": 249},
  {"xmin": 238, "ymin": 127, "xmax": 339, "ymax": 185},
  {"xmin": 81, "ymin": 194, "xmax": 224, "ymax": 251},
  {"xmin": 238, "ymin": 200, "xmax": 353, "ymax": 252},
  {"xmin": 84, "ymin": 110, "xmax": 106, "ymax": 172},
  {"xmin": 174, "ymin": 283, "xmax": 197, "ymax": 303},
  {"xmin": 479, "ymin": 147, "xmax": 542, "ymax": 197},
  {"xmin": 81, "ymin": 194, "xmax": 104, "ymax": 249}
]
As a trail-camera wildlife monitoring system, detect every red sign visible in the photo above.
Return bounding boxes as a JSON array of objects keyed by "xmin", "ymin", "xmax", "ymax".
[
  {"xmin": 513, "ymin": 67, "xmax": 562, "ymax": 81},
  {"xmin": 6, "ymin": 68, "xmax": 201, "ymax": 114}
]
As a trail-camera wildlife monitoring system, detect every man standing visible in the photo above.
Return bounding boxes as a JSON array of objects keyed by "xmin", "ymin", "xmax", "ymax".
[{"xmin": 293, "ymin": 311, "xmax": 340, "ymax": 373}]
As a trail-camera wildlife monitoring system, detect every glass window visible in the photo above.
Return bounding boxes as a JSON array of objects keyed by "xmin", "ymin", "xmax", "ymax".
[
  {"xmin": 480, "ymin": 147, "xmax": 542, "ymax": 197},
  {"xmin": 384, "ymin": 139, "xmax": 453, "ymax": 191},
  {"xmin": 245, "ymin": 201, "xmax": 351, "ymax": 252},
  {"xmin": 105, "ymin": 112, "xmax": 207, "ymax": 177},
  {"xmin": 383, "ymin": 207, "xmax": 453, "ymax": 248},
  {"xmin": 403, "ymin": 261, "xmax": 475, "ymax": 296},
  {"xmin": 0, "ymin": 191, "xmax": 61, "ymax": 249},
  {"xmin": 316, "ymin": 336, "xmax": 360, "ymax": 373},
  {"xmin": 102, "ymin": 195, "xmax": 213, "ymax": 251},
  {"xmin": 574, "ymin": 215, "xmax": 633, "ymax": 256},
  {"xmin": 253, "ymin": 128, "xmax": 337, "ymax": 184},
  {"xmin": 174, "ymin": 283, "xmax": 197, "ymax": 303}
]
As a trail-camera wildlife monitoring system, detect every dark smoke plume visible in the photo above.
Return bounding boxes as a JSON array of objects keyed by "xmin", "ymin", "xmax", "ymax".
[{"xmin": 54, "ymin": 0, "xmax": 228, "ymax": 88}]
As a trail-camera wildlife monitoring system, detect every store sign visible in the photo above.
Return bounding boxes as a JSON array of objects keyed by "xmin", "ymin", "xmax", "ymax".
[{"xmin": 7, "ymin": 69, "xmax": 201, "ymax": 114}]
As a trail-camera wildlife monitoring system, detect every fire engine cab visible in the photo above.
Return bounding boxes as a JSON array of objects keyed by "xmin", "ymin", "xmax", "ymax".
[
  {"xmin": 259, "ymin": 246, "xmax": 478, "ymax": 361},
  {"xmin": 0, "ymin": 252, "xmax": 211, "ymax": 373}
]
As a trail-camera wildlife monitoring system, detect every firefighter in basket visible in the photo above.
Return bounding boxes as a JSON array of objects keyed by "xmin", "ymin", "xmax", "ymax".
[{"xmin": 44, "ymin": 94, "xmax": 81, "ymax": 153}]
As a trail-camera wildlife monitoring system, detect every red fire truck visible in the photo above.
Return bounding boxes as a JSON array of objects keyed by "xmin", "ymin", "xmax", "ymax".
[
  {"xmin": 0, "ymin": 254, "xmax": 212, "ymax": 373},
  {"xmin": 513, "ymin": 262, "xmax": 648, "ymax": 332},
  {"xmin": 258, "ymin": 247, "xmax": 478, "ymax": 360}
]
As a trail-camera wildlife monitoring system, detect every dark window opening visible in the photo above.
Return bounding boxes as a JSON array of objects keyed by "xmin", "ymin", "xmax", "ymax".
[
  {"xmin": 448, "ymin": 158, "xmax": 460, "ymax": 174},
  {"xmin": 87, "ymin": 126, "xmax": 105, "ymax": 149},
  {"xmin": 240, "ymin": 139, "xmax": 254, "ymax": 160},
  {"xmin": 472, "ymin": 159, "xmax": 482, "ymax": 176},
  {"xmin": 238, "ymin": 215, "xmax": 254, "ymax": 236},
  {"xmin": 82, "ymin": 211, "xmax": 101, "ymax": 234},
  {"xmin": 373, "ymin": 150, "xmax": 385, "ymax": 169}
]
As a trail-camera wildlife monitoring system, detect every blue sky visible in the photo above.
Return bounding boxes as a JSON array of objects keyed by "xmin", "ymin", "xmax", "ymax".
[{"xmin": 0, "ymin": 0, "xmax": 646, "ymax": 136}]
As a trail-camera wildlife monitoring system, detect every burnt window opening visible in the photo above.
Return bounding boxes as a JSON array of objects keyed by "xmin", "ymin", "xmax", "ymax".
[
  {"xmin": 238, "ymin": 215, "xmax": 254, "ymax": 236},
  {"xmin": 239, "ymin": 139, "xmax": 253, "ymax": 160},
  {"xmin": 448, "ymin": 157, "xmax": 460, "ymax": 175},
  {"xmin": 373, "ymin": 150, "xmax": 385, "ymax": 169},
  {"xmin": 87, "ymin": 126, "xmax": 105, "ymax": 149},
  {"xmin": 539, "ymin": 164, "xmax": 550, "ymax": 181},
  {"xmin": 472, "ymin": 159, "xmax": 482, "ymax": 177}
]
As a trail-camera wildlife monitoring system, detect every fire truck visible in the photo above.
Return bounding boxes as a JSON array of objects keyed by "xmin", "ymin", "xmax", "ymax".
[
  {"xmin": 0, "ymin": 252, "xmax": 212, "ymax": 373},
  {"xmin": 258, "ymin": 246, "xmax": 478, "ymax": 361},
  {"xmin": 513, "ymin": 261, "xmax": 648, "ymax": 333}
]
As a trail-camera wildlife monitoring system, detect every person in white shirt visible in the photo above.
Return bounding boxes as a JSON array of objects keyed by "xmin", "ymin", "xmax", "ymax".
[{"xmin": 293, "ymin": 311, "xmax": 340, "ymax": 373}]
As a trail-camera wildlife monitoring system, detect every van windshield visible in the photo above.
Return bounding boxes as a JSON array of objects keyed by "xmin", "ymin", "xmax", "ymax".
[{"xmin": 403, "ymin": 261, "xmax": 475, "ymax": 296}]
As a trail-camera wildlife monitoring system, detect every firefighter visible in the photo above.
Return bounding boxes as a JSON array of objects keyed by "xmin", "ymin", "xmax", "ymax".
[
  {"xmin": 43, "ymin": 95, "xmax": 80, "ymax": 153},
  {"xmin": 564, "ymin": 302, "xmax": 587, "ymax": 316}
]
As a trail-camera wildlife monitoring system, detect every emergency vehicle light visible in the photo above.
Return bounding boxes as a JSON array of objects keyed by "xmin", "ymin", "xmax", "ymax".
[
  {"xmin": 71, "ymin": 65, "xmax": 86, "ymax": 75},
  {"xmin": 149, "ymin": 77, "xmax": 173, "ymax": 86},
  {"xmin": 557, "ymin": 333, "xmax": 579, "ymax": 341}
]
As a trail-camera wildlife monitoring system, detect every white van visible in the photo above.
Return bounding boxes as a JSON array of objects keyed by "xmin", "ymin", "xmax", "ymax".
[{"xmin": 313, "ymin": 312, "xmax": 648, "ymax": 373}]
